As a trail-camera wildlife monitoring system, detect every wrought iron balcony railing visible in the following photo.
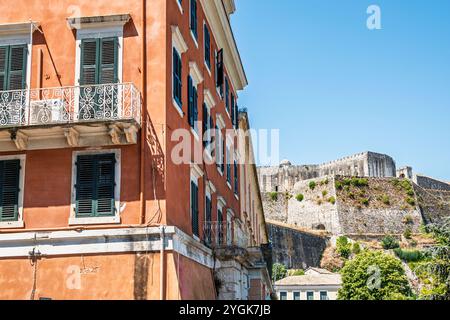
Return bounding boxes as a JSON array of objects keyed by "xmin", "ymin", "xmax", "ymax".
[
  {"xmin": 0, "ymin": 83, "xmax": 141, "ymax": 128},
  {"xmin": 203, "ymin": 221, "xmax": 249, "ymax": 249}
]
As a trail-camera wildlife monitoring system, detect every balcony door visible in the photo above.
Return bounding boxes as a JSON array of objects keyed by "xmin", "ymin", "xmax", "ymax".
[
  {"xmin": 0, "ymin": 45, "xmax": 27, "ymax": 126},
  {"xmin": 79, "ymin": 37, "xmax": 118, "ymax": 121}
]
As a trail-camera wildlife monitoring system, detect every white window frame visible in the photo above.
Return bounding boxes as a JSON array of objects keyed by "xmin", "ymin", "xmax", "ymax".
[
  {"xmin": 217, "ymin": 196, "xmax": 226, "ymax": 245},
  {"xmin": 189, "ymin": 61, "xmax": 204, "ymax": 138},
  {"xmin": 226, "ymin": 208, "xmax": 234, "ymax": 246},
  {"xmin": 216, "ymin": 113, "xmax": 226, "ymax": 175},
  {"xmin": 74, "ymin": 26, "xmax": 124, "ymax": 86},
  {"xmin": 0, "ymin": 34, "xmax": 32, "ymax": 91},
  {"xmin": 190, "ymin": 163, "xmax": 203, "ymax": 241},
  {"xmin": 69, "ymin": 149, "xmax": 121, "ymax": 225},
  {"xmin": 175, "ymin": 0, "xmax": 183, "ymax": 14},
  {"xmin": 171, "ymin": 25, "xmax": 188, "ymax": 118},
  {"xmin": 0, "ymin": 154, "xmax": 26, "ymax": 229},
  {"xmin": 189, "ymin": 0, "xmax": 199, "ymax": 48}
]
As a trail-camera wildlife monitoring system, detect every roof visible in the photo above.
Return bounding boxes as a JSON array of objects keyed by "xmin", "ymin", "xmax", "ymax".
[
  {"xmin": 275, "ymin": 274, "xmax": 341, "ymax": 287},
  {"xmin": 305, "ymin": 267, "xmax": 333, "ymax": 275}
]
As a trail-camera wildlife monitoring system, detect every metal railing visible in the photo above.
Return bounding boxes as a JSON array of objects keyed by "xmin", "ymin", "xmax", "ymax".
[
  {"xmin": 203, "ymin": 221, "xmax": 249, "ymax": 249},
  {"xmin": 0, "ymin": 83, "xmax": 141, "ymax": 128}
]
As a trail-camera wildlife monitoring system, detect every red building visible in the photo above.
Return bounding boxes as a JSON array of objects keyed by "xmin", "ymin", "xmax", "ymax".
[{"xmin": 0, "ymin": 0, "xmax": 272, "ymax": 300}]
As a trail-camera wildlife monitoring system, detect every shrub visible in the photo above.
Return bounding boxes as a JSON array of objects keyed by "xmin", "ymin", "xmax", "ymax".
[
  {"xmin": 322, "ymin": 190, "xmax": 328, "ymax": 197},
  {"xmin": 352, "ymin": 242, "xmax": 361, "ymax": 255},
  {"xmin": 338, "ymin": 250, "xmax": 412, "ymax": 300},
  {"xmin": 272, "ymin": 263, "xmax": 287, "ymax": 282},
  {"xmin": 317, "ymin": 199, "xmax": 323, "ymax": 205},
  {"xmin": 360, "ymin": 198, "xmax": 369, "ymax": 206},
  {"xmin": 290, "ymin": 269, "xmax": 305, "ymax": 276},
  {"xmin": 328, "ymin": 196, "xmax": 336, "ymax": 205},
  {"xmin": 320, "ymin": 178, "xmax": 329, "ymax": 186},
  {"xmin": 269, "ymin": 192, "xmax": 278, "ymax": 201},
  {"xmin": 381, "ymin": 235, "xmax": 400, "ymax": 249},
  {"xmin": 406, "ymin": 197, "xmax": 416, "ymax": 206},
  {"xmin": 381, "ymin": 195, "xmax": 390, "ymax": 205},
  {"xmin": 351, "ymin": 177, "xmax": 369, "ymax": 187},
  {"xmin": 394, "ymin": 248, "xmax": 424, "ymax": 262},
  {"xmin": 336, "ymin": 236, "xmax": 352, "ymax": 259},
  {"xmin": 404, "ymin": 227, "xmax": 413, "ymax": 239},
  {"xmin": 295, "ymin": 194, "xmax": 304, "ymax": 202},
  {"xmin": 335, "ymin": 181, "xmax": 343, "ymax": 190},
  {"xmin": 403, "ymin": 215, "xmax": 413, "ymax": 224},
  {"xmin": 348, "ymin": 192, "xmax": 355, "ymax": 199},
  {"xmin": 407, "ymin": 189, "xmax": 415, "ymax": 197},
  {"xmin": 342, "ymin": 178, "xmax": 352, "ymax": 186},
  {"xmin": 309, "ymin": 181, "xmax": 317, "ymax": 190}
]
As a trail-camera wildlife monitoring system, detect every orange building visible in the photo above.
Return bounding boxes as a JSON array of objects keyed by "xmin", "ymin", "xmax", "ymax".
[{"xmin": 0, "ymin": 0, "xmax": 272, "ymax": 300}]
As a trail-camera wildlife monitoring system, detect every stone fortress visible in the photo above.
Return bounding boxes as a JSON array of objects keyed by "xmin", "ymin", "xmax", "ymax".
[
  {"xmin": 259, "ymin": 151, "xmax": 450, "ymax": 269},
  {"xmin": 258, "ymin": 151, "xmax": 450, "ymax": 235}
]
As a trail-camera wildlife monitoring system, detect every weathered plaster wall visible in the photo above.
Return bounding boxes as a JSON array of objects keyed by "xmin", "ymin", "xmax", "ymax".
[{"xmin": 267, "ymin": 222, "xmax": 328, "ymax": 269}]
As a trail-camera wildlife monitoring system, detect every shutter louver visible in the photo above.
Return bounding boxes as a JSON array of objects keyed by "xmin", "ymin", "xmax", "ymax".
[
  {"xmin": 188, "ymin": 76, "xmax": 193, "ymax": 127},
  {"xmin": 216, "ymin": 49, "xmax": 224, "ymax": 88},
  {"xmin": 76, "ymin": 155, "xmax": 96, "ymax": 217},
  {"xmin": 76, "ymin": 154, "xmax": 115, "ymax": 218},
  {"xmin": 0, "ymin": 47, "xmax": 7, "ymax": 90},
  {"xmin": 191, "ymin": 181, "xmax": 199, "ymax": 237},
  {"xmin": 96, "ymin": 154, "xmax": 115, "ymax": 216},
  {"xmin": 193, "ymin": 86, "xmax": 198, "ymax": 128},
  {"xmin": 80, "ymin": 40, "xmax": 98, "ymax": 85},
  {"xmin": 100, "ymin": 38, "xmax": 118, "ymax": 84},
  {"xmin": 0, "ymin": 160, "xmax": 20, "ymax": 222}
]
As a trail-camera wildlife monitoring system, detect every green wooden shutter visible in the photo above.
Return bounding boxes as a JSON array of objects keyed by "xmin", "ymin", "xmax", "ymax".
[
  {"xmin": 80, "ymin": 39, "xmax": 98, "ymax": 85},
  {"xmin": 188, "ymin": 76, "xmax": 193, "ymax": 127},
  {"xmin": 75, "ymin": 155, "xmax": 96, "ymax": 217},
  {"xmin": 191, "ymin": 181, "xmax": 199, "ymax": 237},
  {"xmin": 96, "ymin": 154, "xmax": 116, "ymax": 216},
  {"xmin": 0, "ymin": 47, "xmax": 7, "ymax": 91},
  {"xmin": 7, "ymin": 45, "xmax": 27, "ymax": 90},
  {"xmin": 75, "ymin": 154, "xmax": 115, "ymax": 218},
  {"xmin": 100, "ymin": 38, "xmax": 118, "ymax": 84},
  {"xmin": 0, "ymin": 160, "xmax": 21, "ymax": 222}
]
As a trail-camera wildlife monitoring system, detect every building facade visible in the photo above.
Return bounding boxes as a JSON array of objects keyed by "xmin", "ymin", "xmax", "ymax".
[
  {"xmin": 275, "ymin": 268, "xmax": 341, "ymax": 301},
  {"xmin": 0, "ymin": 0, "xmax": 270, "ymax": 300}
]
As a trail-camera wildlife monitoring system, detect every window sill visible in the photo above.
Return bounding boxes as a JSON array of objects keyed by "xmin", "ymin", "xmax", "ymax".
[
  {"xmin": 217, "ymin": 167, "xmax": 224, "ymax": 176},
  {"xmin": 204, "ymin": 62, "xmax": 211, "ymax": 77},
  {"xmin": 227, "ymin": 181, "xmax": 232, "ymax": 190},
  {"xmin": 190, "ymin": 31, "xmax": 199, "ymax": 48},
  {"xmin": 0, "ymin": 220, "xmax": 24, "ymax": 229},
  {"xmin": 175, "ymin": 0, "xmax": 183, "ymax": 14},
  {"xmin": 191, "ymin": 127, "xmax": 200, "ymax": 141},
  {"xmin": 234, "ymin": 193, "xmax": 239, "ymax": 200},
  {"xmin": 173, "ymin": 99, "xmax": 184, "ymax": 118},
  {"xmin": 69, "ymin": 216, "xmax": 121, "ymax": 226}
]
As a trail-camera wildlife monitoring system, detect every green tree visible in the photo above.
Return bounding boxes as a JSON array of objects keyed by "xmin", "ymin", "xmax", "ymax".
[
  {"xmin": 336, "ymin": 236, "xmax": 352, "ymax": 259},
  {"xmin": 272, "ymin": 263, "xmax": 287, "ymax": 282},
  {"xmin": 415, "ymin": 218, "xmax": 450, "ymax": 300},
  {"xmin": 338, "ymin": 250, "xmax": 412, "ymax": 300}
]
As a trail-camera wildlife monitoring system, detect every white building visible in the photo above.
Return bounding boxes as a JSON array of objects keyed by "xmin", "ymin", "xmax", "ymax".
[{"xmin": 274, "ymin": 268, "xmax": 341, "ymax": 300}]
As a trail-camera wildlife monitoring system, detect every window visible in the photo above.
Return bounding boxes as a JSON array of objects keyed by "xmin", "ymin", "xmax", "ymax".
[
  {"xmin": 226, "ymin": 146, "xmax": 231, "ymax": 185},
  {"xmin": 217, "ymin": 204, "xmax": 223, "ymax": 245},
  {"xmin": 190, "ymin": 179, "xmax": 199, "ymax": 237},
  {"xmin": 320, "ymin": 291, "xmax": 328, "ymax": 300},
  {"xmin": 293, "ymin": 292, "xmax": 301, "ymax": 300},
  {"xmin": 0, "ymin": 45, "xmax": 28, "ymax": 91},
  {"xmin": 204, "ymin": 24, "xmax": 211, "ymax": 69},
  {"xmin": 231, "ymin": 93, "xmax": 235, "ymax": 126},
  {"xmin": 225, "ymin": 77, "xmax": 230, "ymax": 113},
  {"xmin": 173, "ymin": 47, "xmax": 182, "ymax": 108},
  {"xmin": 0, "ymin": 159, "xmax": 21, "ymax": 222},
  {"xmin": 190, "ymin": 0, "xmax": 198, "ymax": 39},
  {"xmin": 188, "ymin": 75, "xmax": 198, "ymax": 131},
  {"xmin": 205, "ymin": 193, "xmax": 212, "ymax": 243},
  {"xmin": 307, "ymin": 291, "xmax": 314, "ymax": 300},
  {"xmin": 216, "ymin": 126, "xmax": 224, "ymax": 173},
  {"xmin": 216, "ymin": 49, "xmax": 224, "ymax": 97},
  {"xmin": 234, "ymin": 160, "xmax": 239, "ymax": 195},
  {"xmin": 75, "ymin": 153, "xmax": 116, "ymax": 218},
  {"xmin": 202, "ymin": 103, "xmax": 213, "ymax": 150},
  {"xmin": 279, "ymin": 292, "xmax": 287, "ymax": 300},
  {"xmin": 80, "ymin": 38, "xmax": 118, "ymax": 86}
]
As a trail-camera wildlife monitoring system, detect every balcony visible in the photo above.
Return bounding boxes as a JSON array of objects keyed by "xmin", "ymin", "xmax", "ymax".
[{"xmin": 0, "ymin": 83, "xmax": 141, "ymax": 151}]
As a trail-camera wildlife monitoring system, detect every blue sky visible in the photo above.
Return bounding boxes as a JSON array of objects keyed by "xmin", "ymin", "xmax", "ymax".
[{"xmin": 231, "ymin": 0, "xmax": 450, "ymax": 180}]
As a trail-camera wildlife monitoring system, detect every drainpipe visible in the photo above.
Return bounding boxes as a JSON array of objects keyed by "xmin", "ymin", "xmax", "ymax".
[
  {"xmin": 160, "ymin": 225, "xmax": 166, "ymax": 300},
  {"xmin": 139, "ymin": 0, "xmax": 147, "ymax": 225}
]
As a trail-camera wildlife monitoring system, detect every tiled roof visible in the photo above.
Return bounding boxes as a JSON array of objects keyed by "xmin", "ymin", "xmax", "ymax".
[{"xmin": 275, "ymin": 274, "xmax": 342, "ymax": 286}]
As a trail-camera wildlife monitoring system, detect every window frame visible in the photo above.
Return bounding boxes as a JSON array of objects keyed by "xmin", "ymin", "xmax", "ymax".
[
  {"xmin": 0, "ymin": 154, "xmax": 25, "ymax": 229},
  {"xmin": 279, "ymin": 291, "xmax": 288, "ymax": 301},
  {"xmin": 69, "ymin": 149, "xmax": 121, "ymax": 226},
  {"xmin": 320, "ymin": 291, "xmax": 329, "ymax": 300},
  {"xmin": 0, "ymin": 34, "xmax": 32, "ymax": 91},
  {"xmin": 307, "ymin": 291, "xmax": 315, "ymax": 301},
  {"xmin": 293, "ymin": 291, "xmax": 301, "ymax": 300}
]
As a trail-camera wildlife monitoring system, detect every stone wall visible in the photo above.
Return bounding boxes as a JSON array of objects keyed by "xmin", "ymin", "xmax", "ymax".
[
  {"xmin": 414, "ymin": 185, "xmax": 450, "ymax": 224},
  {"xmin": 414, "ymin": 175, "xmax": 450, "ymax": 191},
  {"xmin": 267, "ymin": 222, "xmax": 329, "ymax": 269},
  {"xmin": 258, "ymin": 151, "xmax": 396, "ymax": 193}
]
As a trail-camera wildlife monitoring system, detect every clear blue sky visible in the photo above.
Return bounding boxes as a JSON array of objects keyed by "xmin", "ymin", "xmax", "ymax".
[{"xmin": 231, "ymin": 0, "xmax": 450, "ymax": 181}]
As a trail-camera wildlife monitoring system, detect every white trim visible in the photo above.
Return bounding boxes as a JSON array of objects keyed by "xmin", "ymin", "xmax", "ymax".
[
  {"xmin": 216, "ymin": 113, "xmax": 226, "ymax": 129},
  {"xmin": 190, "ymin": 31, "xmax": 199, "ymax": 49},
  {"xmin": 175, "ymin": 0, "xmax": 184, "ymax": 14},
  {"xmin": 190, "ymin": 163, "xmax": 204, "ymax": 180},
  {"xmin": 171, "ymin": 25, "xmax": 188, "ymax": 54},
  {"xmin": 67, "ymin": 14, "xmax": 130, "ymax": 30},
  {"xmin": 0, "ymin": 226, "xmax": 218, "ymax": 268},
  {"xmin": 189, "ymin": 0, "xmax": 199, "ymax": 48},
  {"xmin": 217, "ymin": 196, "xmax": 226, "ymax": 208},
  {"xmin": 0, "ymin": 22, "xmax": 40, "ymax": 36},
  {"xmin": 0, "ymin": 34, "xmax": 32, "ymax": 92},
  {"xmin": 69, "ymin": 149, "xmax": 121, "ymax": 226},
  {"xmin": 206, "ymin": 180, "xmax": 217, "ymax": 194},
  {"xmin": 204, "ymin": 89, "xmax": 216, "ymax": 109},
  {"xmin": 189, "ymin": 61, "xmax": 204, "ymax": 86},
  {"xmin": 74, "ymin": 26, "xmax": 124, "ymax": 86},
  {"xmin": 203, "ymin": 21, "xmax": 212, "ymax": 76},
  {"xmin": 0, "ymin": 154, "xmax": 26, "ymax": 229}
]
